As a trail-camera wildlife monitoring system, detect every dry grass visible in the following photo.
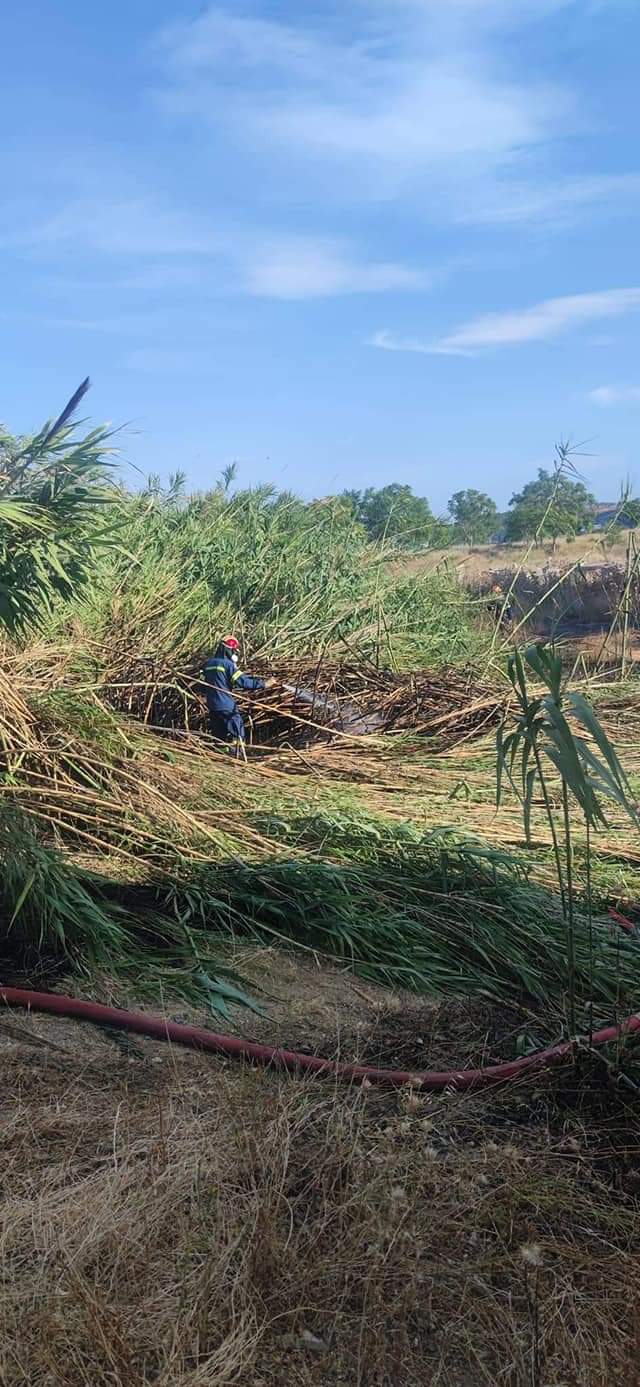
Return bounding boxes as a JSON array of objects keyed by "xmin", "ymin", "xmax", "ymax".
[
  {"xmin": 400, "ymin": 535, "xmax": 632, "ymax": 581},
  {"xmin": 1, "ymin": 975, "xmax": 640, "ymax": 1387}
]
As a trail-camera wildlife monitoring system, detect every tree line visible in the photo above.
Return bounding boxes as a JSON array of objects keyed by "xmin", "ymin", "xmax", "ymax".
[{"xmin": 339, "ymin": 470, "xmax": 629, "ymax": 549}]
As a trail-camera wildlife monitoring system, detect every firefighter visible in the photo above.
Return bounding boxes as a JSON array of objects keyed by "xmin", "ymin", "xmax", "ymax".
[
  {"xmin": 202, "ymin": 636, "xmax": 266, "ymax": 750},
  {"xmin": 489, "ymin": 583, "xmax": 513, "ymax": 626}
]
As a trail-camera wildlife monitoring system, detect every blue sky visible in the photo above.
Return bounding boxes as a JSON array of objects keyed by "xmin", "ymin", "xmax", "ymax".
[{"xmin": 2, "ymin": 0, "xmax": 640, "ymax": 509}]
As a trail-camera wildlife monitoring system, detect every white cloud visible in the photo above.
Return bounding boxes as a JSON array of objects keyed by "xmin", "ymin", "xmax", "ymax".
[
  {"xmin": 159, "ymin": 10, "xmax": 347, "ymax": 83},
  {"xmin": 370, "ymin": 288, "xmax": 640, "ymax": 357},
  {"xmin": 26, "ymin": 198, "xmax": 220, "ymax": 257},
  {"xmin": 155, "ymin": 6, "xmax": 569, "ymax": 184},
  {"xmin": 245, "ymin": 239, "xmax": 429, "ymax": 299},
  {"xmin": 435, "ymin": 288, "xmax": 640, "ymax": 353},
  {"xmin": 12, "ymin": 182, "xmax": 423, "ymax": 299},
  {"xmin": 259, "ymin": 63, "xmax": 557, "ymax": 168},
  {"xmin": 454, "ymin": 173, "xmax": 640, "ymax": 227},
  {"xmin": 366, "ymin": 329, "xmax": 433, "ymax": 354},
  {"xmin": 589, "ymin": 385, "xmax": 640, "ymax": 406},
  {"xmin": 151, "ymin": 4, "xmax": 640, "ymax": 232}
]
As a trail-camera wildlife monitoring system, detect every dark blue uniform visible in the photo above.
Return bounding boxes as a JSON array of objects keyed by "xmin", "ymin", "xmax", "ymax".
[{"xmin": 202, "ymin": 646, "xmax": 265, "ymax": 743}]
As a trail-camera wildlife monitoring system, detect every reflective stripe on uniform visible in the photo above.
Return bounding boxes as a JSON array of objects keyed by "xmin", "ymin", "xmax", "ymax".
[
  {"xmin": 231, "ymin": 668, "xmax": 244, "ymax": 683},
  {"xmin": 206, "ymin": 664, "xmax": 228, "ymax": 674}
]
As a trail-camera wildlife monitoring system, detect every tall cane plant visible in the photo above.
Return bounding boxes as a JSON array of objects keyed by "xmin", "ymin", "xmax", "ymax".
[
  {"xmin": 0, "ymin": 378, "xmax": 118, "ymax": 635},
  {"xmin": 497, "ymin": 643, "xmax": 639, "ymax": 1034}
]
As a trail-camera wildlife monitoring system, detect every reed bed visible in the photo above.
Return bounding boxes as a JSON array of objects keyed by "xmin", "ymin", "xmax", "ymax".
[
  {"xmin": 2, "ymin": 407, "xmax": 640, "ymax": 1025},
  {"xmin": 2, "ymin": 652, "xmax": 639, "ymax": 1019}
]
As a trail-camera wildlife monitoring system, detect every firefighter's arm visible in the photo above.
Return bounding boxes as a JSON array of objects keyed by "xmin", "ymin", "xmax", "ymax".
[{"xmin": 232, "ymin": 671, "xmax": 266, "ymax": 692}]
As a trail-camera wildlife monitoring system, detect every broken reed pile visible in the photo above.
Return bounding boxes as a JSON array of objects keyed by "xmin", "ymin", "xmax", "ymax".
[
  {"xmin": 95, "ymin": 654, "xmax": 505, "ymax": 750},
  {"xmin": 475, "ymin": 561, "xmax": 640, "ymax": 638}
]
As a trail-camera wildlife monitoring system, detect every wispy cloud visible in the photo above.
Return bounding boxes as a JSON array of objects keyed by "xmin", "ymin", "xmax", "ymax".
[
  {"xmin": 23, "ymin": 197, "xmax": 220, "ymax": 258},
  {"xmin": 366, "ymin": 329, "xmax": 433, "ymax": 355},
  {"xmin": 370, "ymin": 289, "xmax": 640, "ymax": 357},
  {"xmin": 152, "ymin": 3, "xmax": 640, "ymax": 233},
  {"xmin": 244, "ymin": 239, "xmax": 429, "ymax": 299},
  {"xmin": 454, "ymin": 173, "xmax": 640, "ymax": 227},
  {"xmin": 436, "ymin": 289, "xmax": 640, "ymax": 352},
  {"xmin": 155, "ymin": 5, "xmax": 568, "ymax": 188},
  {"xmin": 10, "ymin": 182, "xmax": 424, "ymax": 299},
  {"xmin": 589, "ymin": 384, "xmax": 640, "ymax": 406}
]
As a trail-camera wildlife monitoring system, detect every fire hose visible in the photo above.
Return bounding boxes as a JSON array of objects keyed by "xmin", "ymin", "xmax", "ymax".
[{"xmin": 2, "ymin": 987, "xmax": 640, "ymax": 1090}]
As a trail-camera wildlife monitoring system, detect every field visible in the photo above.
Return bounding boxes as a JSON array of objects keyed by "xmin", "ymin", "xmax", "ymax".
[
  {"xmin": 2, "ymin": 408, "xmax": 640, "ymax": 1384},
  {"xmin": 400, "ymin": 532, "xmax": 633, "ymax": 581}
]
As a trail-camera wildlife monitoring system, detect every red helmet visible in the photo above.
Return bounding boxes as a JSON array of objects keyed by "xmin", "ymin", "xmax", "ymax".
[{"xmin": 221, "ymin": 635, "xmax": 239, "ymax": 651}]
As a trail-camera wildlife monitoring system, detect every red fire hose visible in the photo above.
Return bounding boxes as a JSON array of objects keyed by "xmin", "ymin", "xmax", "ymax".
[{"xmin": 2, "ymin": 987, "xmax": 640, "ymax": 1090}]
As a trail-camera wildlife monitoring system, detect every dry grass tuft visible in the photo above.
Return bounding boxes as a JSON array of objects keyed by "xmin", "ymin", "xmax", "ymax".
[{"xmin": 1, "ymin": 1006, "xmax": 639, "ymax": 1386}]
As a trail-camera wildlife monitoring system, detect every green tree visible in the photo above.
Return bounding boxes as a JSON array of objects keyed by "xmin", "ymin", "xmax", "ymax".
[
  {"xmin": 504, "ymin": 469, "xmax": 595, "ymax": 546},
  {"xmin": 447, "ymin": 488, "xmax": 499, "ymax": 544},
  {"xmin": 342, "ymin": 483, "xmax": 437, "ymax": 548}
]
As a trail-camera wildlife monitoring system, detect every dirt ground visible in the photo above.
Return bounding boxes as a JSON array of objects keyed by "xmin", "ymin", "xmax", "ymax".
[{"xmin": 2, "ymin": 951, "xmax": 640, "ymax": 1386}]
